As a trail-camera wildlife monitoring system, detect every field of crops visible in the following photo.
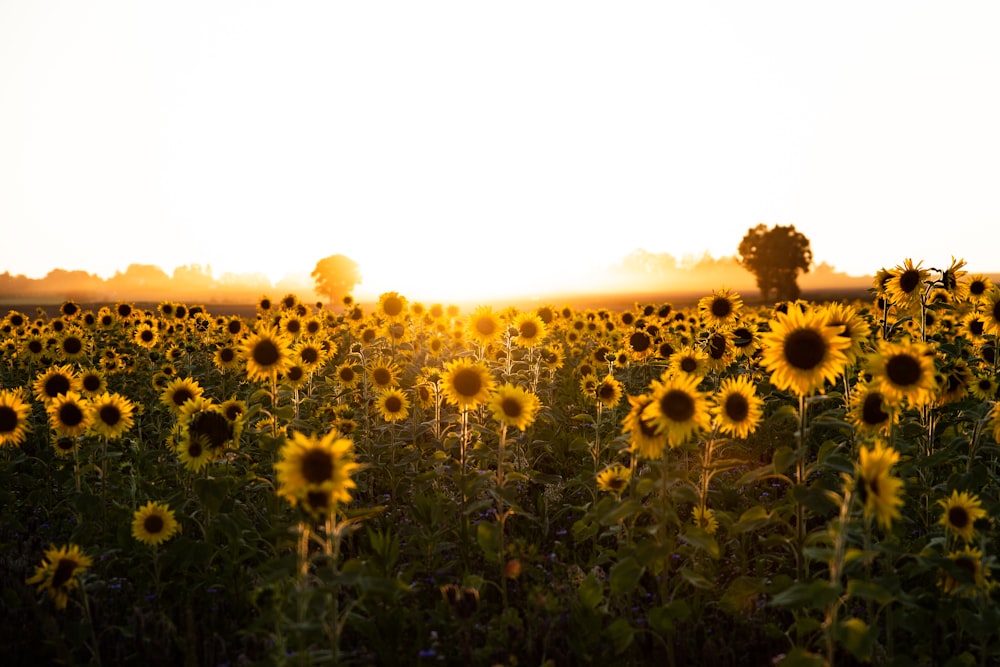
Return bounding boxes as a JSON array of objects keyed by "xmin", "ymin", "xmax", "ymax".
[{"xmin": 3, "ymin": 259, "xmax": 1000, "ymax": 666}]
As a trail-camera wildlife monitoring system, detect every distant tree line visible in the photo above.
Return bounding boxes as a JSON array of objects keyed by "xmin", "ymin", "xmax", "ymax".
[{"xmin": 0, "ymin": 264, "xmax": 308, "ymax": 304}]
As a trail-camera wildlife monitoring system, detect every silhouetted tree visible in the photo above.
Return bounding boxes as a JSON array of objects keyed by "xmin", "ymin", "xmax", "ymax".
[
  {"xmin": 738, "ymin": 224, "xmax": 812, "ymax": 302},
  {"xmin": 311, "ymin": 254, "xmax": 361, "ymax": 307}
]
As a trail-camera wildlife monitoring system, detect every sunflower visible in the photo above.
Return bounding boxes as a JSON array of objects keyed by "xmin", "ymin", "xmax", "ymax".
[
  {"xmin": 0, "ymin": 388, "xmax": 31, "ymax": 447},
  {"xmin": 759, "ymin": 306, "xmax": 851, "ymax": 397},
  {"xmin": 865, "ymin": 340, "xmax": 937, "ymax": 407},
  {"xmin": 938, "ymin": 490, "xmax": 987, "ymax": 544},
  {"xmin": 467, "ymin": 306, "xmax": 503, "ymax": 347},
  {"xmin": 47, "ymin": 391, "xmax": 92, "ymax": 438},
  {"xmin": 488, "ymin": 383, "xmax": 541, "ymax": 431},
  {"xmin": 26, "ymin": 543, "xmax": 93, "ymax": 610},
  {"xmin": 179, "ymin": 397, "xmax": 236, "ymax": 453},
  {"xmin": 33, "ymin": 364, "xmax": 80, "ymax": 403},
  {"xmin": 539, "ymin": 344, "xmax": 565, "ymax": 371},
  {"xmin": 213, "ymin": 344, "xmax": 241, "ymax": 372},
  {"xmin": 240, "ymin": 325, "xmax": 294, "ymax": 383},
  {"xmin": 936, "ymin": 359, "xmax": 972, "ymax": 406},
  {"xmin": 377, "ymin": 292, "xmax": 409, "ymax": 321},
  {"xmin": 692, "ymin": 505, "xmax": 719, "ymax": 535},
  {"xmin": 712, "ymin": 376, "xmax": 764, "ymax": 439},
  {"xmin": 334, "ymin": 361, "xmax": 362, "ymax": 388},
  {"xmin": 978, "ymin": 287, "xmax": 1000, "ymax": 337},
  {"xmin": 132, "ymin": 501, "xmax": 181, "ymax": 546},
  {"xmin": 960, "ymin": 310, "xmax": 988, "ymax": 343},
  {"xmin": 21, "ymin": 334, "xmax": 47, "ymax": 362},
  {"xmin": 375, "ymin": 387, "xmax": 411, "ymax": 423},
  {"xmin": 219, "ymin": 397, "xmax": 248, "ymax": 423},
  {"xmin": 625, "ymin": 329, "xmax": 654, "ymax": 360},
  {"xmin": 160, "ymin": 377, "xmax": 205, "ymax": 415},
  {"xmin": 275, "ymin": 430, "xmax": 360, "ymax": 510},
  {"xmin": 969, "ymin": 374, "xmax": 998, "ymax": 401},
  {"xmin": 621, "ymin": 394, "xmax": 666, "ymax": 459},
  {"xmin": 594, "ymin": 374, "xmax": 624, "ymax": 409},
  {"xmin": 279, "ymin": 313, "xmax": 304, "ymax": 340},
  {"xmin": 596, "ymin": 463, "xmax": 631, "ymax": 497},
  {"xmin": 670, "ymin": 346, "xmax": 710, "ymax": 378},
  {"xmin": 641, "ymin": 372, "xmax": 711, "ymax": 448},
  {"xmin": 52, "ymin": 435, "xmax": 80, "ymax": 457},
  {"xmin": 512, "ymin": 312, "xmax": 547, "ymax": 348},
  {"xmin": 280, "ymin": 363, "xmax": 309, "ymax": 389},
  {"xmin": 440, "ymin": 358, "xmax": 495, "ymax": 410},
  {"xmin": 884, "ymin": 259, "xmax": 930, "ymax": 311},
  {"xmin": 56, "ymin": 328, "xmax": 89, "ymax": 362},
  {"xmin": 846, "ymin": 382, "xmax": 897, "ymax": 437},
  {"xmin": 823, "ymin": 302, "xmax": 872, "ymax": 364},
  {"xmin": 132, "ymin": 323, "xmax": 159, "ymax": 349},
  {"xmin": 175, "ymin": 426, "xmax": 215, "ymax": 472},
  {"xmin": 368, "ymin": 357, "xmax": 401, "ymax": 390},
  {"xmin": 78, "ymin": 368, "xmax": 107, "ymax": 397},
  {"xmin": 698, "ymin": 288, "xmax": 743, "ymax": 327},
  {"xmin": 856, "ymin": 441, "xmax": 904, "ymax": 530},
  {"xmin": 939, "ymin": 546, "xmax": 990, "ymax": 597},
  {"xmin": 294, "ymin": 341, "xmax": 327, "ymax": 373},
  {"xmin": 963, "ymin": 273, "xmax": 993, "ymax": 303},
  {"xmin": 87, "ymin": 392, "xmax": 136, "ymax": 440},
  {"xmin": 703, "ymin": 330, "xmax": 735, "ymax": 372}
]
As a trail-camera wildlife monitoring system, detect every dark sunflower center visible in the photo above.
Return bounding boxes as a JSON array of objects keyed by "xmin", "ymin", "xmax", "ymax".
[
  {"xmin": 955, "ymin": 556, "xmax": 977, "ymax": 577},
  {"xmin": 970, "ymin": 319, "xmax": 985, "ymax": 336},
  {"xmin": 228, "ymin": 320, "xmax": 243, "ymax": 335},
  {"xmin": 783, "ymin": 328, "xmax": 827, "ymax": 370},
  {"xmin": 59, "ymin": 402, "xmax": 84, "ymax": 427},
  {"xmin": 383, "ymin": 297, "xmax": 403, "ymax": 317},
  {"xmin": 710, "ymin": 297, "xmax": 732, "ymax": 318},
  {"xmin": 190, "ymin": 411, "xmax": 232, "ymax": 449},
  {"xmin": 384, "ymin": 395, "xmax": 402, "ymax": 413},
  {"xmin": 300, "ymin": 348, "xmax": 319, "ymax": 364},
  {"xmin": 339, "ymin": 368, "xmax": 356, "ymax": 383},
  {"xmin": 732, "ymin": 327, "xmax": 753, "ymax": 348},
  {"xmin": 862, "ymin": 393, "xmax": 889, "ymax": 425},
  {"xmin": 453, "ymin": 368, "xmax": 483, "ymax": 397},
  {"xmin": 252, "ymin": 339, "xmax": 280, "ymax": 366},
  {"xmin": 708, "ymin": 333, "xmax": 727, "ymax": 360},
  {"xmin": 287, "ymin": 366, "xmax": 304, "ymax": 382},
  {"xmin": 224, "ymin": 404, "xmax": 243, "ymax": 421},
  {"xmin": 220, "ymin": 348, "xmax": 235, "ymax": 363},
  {"xmin": 372, "ymin": 368, "xmax": 391, "ymax": 386},
  {"xmin": 285, "ymin": 320, "xmax": 301, "ymax": 335},
  {"xmin": 82, "ymin": 375, "xmax": 101, "ymax": 392},
  {"xmin": 607, "ymin": 476, "xmax": 627, "ymax": 491},
  {"xmin": 187, "ymin": 440, "xmax": 203, "ymax": 458},
  {"xmin": 144, "ymin": 514, "xmax": 165, "ymax": 534},
  {"xmin": 28, "ymin": 340, "xmax": 43, "ymax": 354},
  {"xmin": 301, "ymin": 449, "xmax": 334, "ymax": 484},
  {"xmin": 598, "ymin": 383, "xmax": 617, "ymax": 401},
  {"xmin": 0, "ymin": 406, "xmax": 18, "ymax": 432},
  {"xmin": 63, "ymin": 337, "xmax": 83, "ymax": 354},
  {"xmin": 56, "ymin": 437, "xmax": 75, "ymax": 451},
  {"xmin": 629, "ymin": 331, "xmax": 651, "ymax": 352},
  {"xmin": 172, "ymin": 388, "xmax": 194, "ymax": 406},
  {"xmin": 899, "ymin": 270, "xmax": 921, "ymax": 294},
  {"xmin": 45, "ymin": 375, "xmax": 71, "ymax": 398},
  {"xmin": 519, "ymin": 321, "xmax": 539, "ymax": 339},
  {"xmin": 51, "ymin": 558, "xmax": 79, "ymax": 588},
  {"xmin": 659, "ymin": 389, "xmax": 695, "ymax": 422},
  {"xmin": 724, "ymin": 393, "xmax": 749, "ymax": 422},
  {"xmin": 306, "ymin": 490, "xmax": 330, "ymax": 511},
  {"xmin": 141, "ymin": 330, "xmax": 154, "ymax": 342},
  {"xmin": 475, "ymin": 317, "xmax": 496, "ymax": 336},
  {"xmin": 500, "ymin": 397, "xmax": 522, "ymax": 418},
  {"xmin": 948, "ymin": 506, "xmax": 970, "ymax": 529},
  {"xmin": 886, "ymin": 354, "xmax": 922, "ymax": 387},
  {"xmin": 680, "ymin": 357, "xmax": 698, "ymax": 373},
  {"xmin": 99, "ymin": 405, "xmax": 121, "ymax": 426}
]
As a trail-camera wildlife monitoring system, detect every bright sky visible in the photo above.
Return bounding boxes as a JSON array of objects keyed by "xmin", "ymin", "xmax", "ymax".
[{"xmin": 3, "ymin": 1, "xmax": 999, "ymax": 302}]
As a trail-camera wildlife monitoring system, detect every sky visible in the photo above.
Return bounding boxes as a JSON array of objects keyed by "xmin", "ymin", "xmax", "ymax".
[{"xmin": 2, "ymin": 1, "xmax": 1000, "ymax": 302}]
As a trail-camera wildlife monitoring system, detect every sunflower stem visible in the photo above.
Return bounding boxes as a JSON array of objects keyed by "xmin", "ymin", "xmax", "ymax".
[{"xmin": 795, "ymin": 393, "xmax": 808, "ymax": 583}]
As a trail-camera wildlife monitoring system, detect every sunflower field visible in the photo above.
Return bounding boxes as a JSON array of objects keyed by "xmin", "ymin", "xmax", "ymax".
[{"xmin": 4, "ymin": 260, "xmax": 1000, "ymax": 666}]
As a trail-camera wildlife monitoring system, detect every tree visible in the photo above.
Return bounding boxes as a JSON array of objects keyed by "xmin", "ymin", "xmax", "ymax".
[
  {"xmin": 738, "ymin": 224, "xmax": 812, "ymax": 302},
  {"xmin": 311, "ymin": 254, "xmax": 361, "ymax": 307}
]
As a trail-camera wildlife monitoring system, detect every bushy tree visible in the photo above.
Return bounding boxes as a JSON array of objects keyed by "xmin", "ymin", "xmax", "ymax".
[
  {"xmin": 311, "ymin": 254, "xmax": 361, "ymax": 307},
  {"xmin": 738, "ymin": 224, "xmax": 812, "ymax": 302}
]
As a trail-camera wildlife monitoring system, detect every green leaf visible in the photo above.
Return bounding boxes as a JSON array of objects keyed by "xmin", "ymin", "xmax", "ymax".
[
  {"xmin": 837, "ymin": 617, "xmax": 874, "ymax": 662},
  {"xmin": 731, "ymin": 505, "xmax": 773, "ymax": 534},
  {"xmin": 578, "ymin": 573, "xmax": 603, "ymax": 609},
  {"xmin": 604, "ymin": 617, "xmax": 634, "ymax": 654},
  {"xmin": 769, "ymin": 580, "xmax": 841, "ymax": 610},
  {"xmin": 682, "ymin": 526, "xmax": 720, "ymax": 559},
  {"xmin": 773, "ymin": 446, "xmax": 798, "ymax": 475},
  {"xmin": 609, "ymin": 556, "xmax": 645, "ymax": 597},
  {"xmin": 846, "ymin": 578, "xmax": 895, "ymax": 605},
  {"xmin": 194, "ymin": 477, "xmax": 227, "ymax": 513},
  {"xmin": 776, "ymin": 646, "xmax": 825, "ymax": 667},
  {"xmin": 679, "ymin": 567, "xmax": 714, "ymax": 590},
  {"xmin": 475, "ymin": 521, "xmax": 500, "ymax": 563},
  {"xmin": 648, "ymin": 599, "xmax": 691, "ymax": 634}
]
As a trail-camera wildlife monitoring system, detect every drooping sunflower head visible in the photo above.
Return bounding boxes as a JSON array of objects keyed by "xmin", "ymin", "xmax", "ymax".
[
  {"xmin": 440, "ymin": 358, "xmax": 495, "ymax": 410},
  {"xmin": 132, "ymin": 501, "xmax": 181, "ymax": 546},
  {"xmin": 26, "ymin": 543, "xmax": 93, "ymax": 610},
  {"xmin": 488, "ymin": 383, "xmax": 541, "ymax": 432},
  {"xmin": 855, "ymin": 441, "xmax": 904, "ymax": 530},
  {"xmin": 759, "ymin": 305, "xmax": 851, "ymax": 397}
]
